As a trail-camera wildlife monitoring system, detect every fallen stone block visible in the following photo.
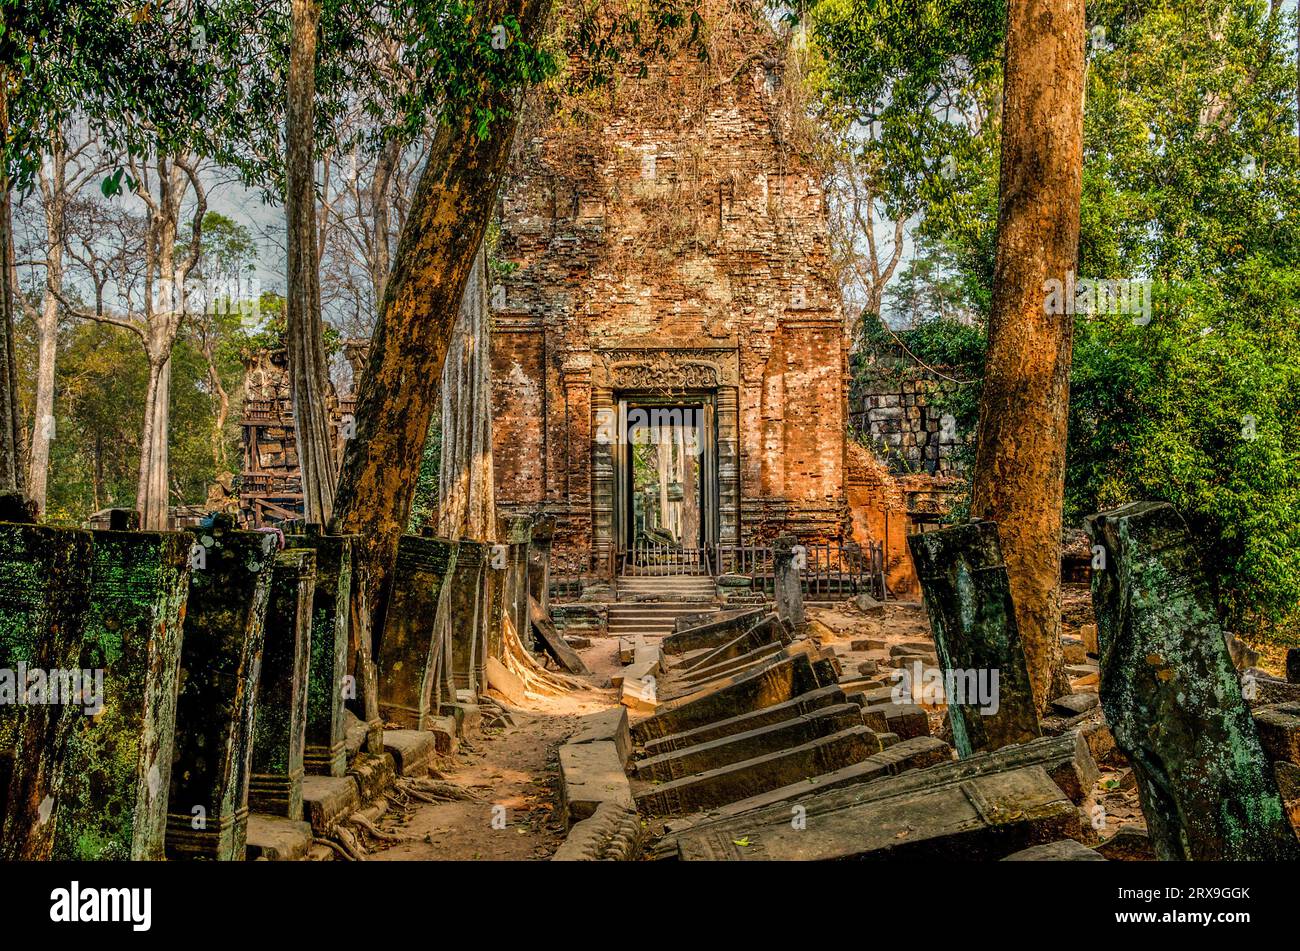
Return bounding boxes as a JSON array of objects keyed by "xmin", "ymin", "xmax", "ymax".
[
  {"xmin": 621, "ymin": 674, "xmax": 659, "ymax": 713},
  {"xmin": 1061, "ymin": 636, "xmax": 1086, "ymax": 665},
  {"xmin": 1253, "ymin": 703, "xmax": 1300, "ymax": 766},
  {"xmin": 618, "ymin": 639, "xmax": 637, "ymax": 664},
  {"xmin": 642, "ymin": 685, "xmax": 847, "ymax": 756},
  {"xmin": 661, "ymin": 609, "xmax": 769, "ymax": 655},
  {"xmin": 851, "ymin": 638, "xmax": 887, "ymax": 652},
  {"xmin": 633, "ymin": 704, "xmax": 867, "ymax": 783},
  {"xmin": 635, "ymin": 726, "xmax": 881, "ymax": 816},
  {"xmin": 568, "ymin": 707, "xmax": 632, "ymax": 766},
  {"xmin": 1080, "ymin": 623, "xmax": 1099, "ymax": 656},
  {"xmin": 1095, "ymin": 825, "xmax": 1155, "ymax": 861},
  {"xmin": 384, "ymin": 729, "xmax": 436, "ymax": 778},
  {"xmin": 632, "ymin": 653, "xmax": 823, "ymax": 744},
  {"xmin": 674, "ymin": 607, "xmax": 747, "ymax": 634},
  {"xmin": 1002, "ymin": 839, "xmax": 1105, "ymax": 861},
  {"xmin": 862, "ymin": 702, "xmax": 930, "ymax": 740},
  {"xmin": 656, "ymin": 736, "xmax": 953, "ymax": 851},
  {"xmin": 675, "ymin": 764, "xmax": 1080, "ymax": 860},
  {"xmin": 426, "ymin": 716, "xmax": 458, "ymax": 755},
  {"xmin": 559, "ymin": 741, "xmax": 634, "ymax": 827},
  {"xmin": 1087, "ymin": 501, "xmax": 1299, "ymax": 860},
  {"xmin": 855, "ymin": 731, "xmax": 1098, "ymax": 805},
  {"xmin": 1051, "ymin": 692, "xmax": 1099, "ymax": 717},
  {"xmin": 302, "ymin": 775, "xmax": 359, "ymax": 833},
  {"xmin": 551, "ymin": 801, "xmax": 644, "ymax": 861},
  {"xmin": 853, "ymin": 592, "xmax": 884, "ymax": 615},
  {"xmin": 908, "ymin": 521, "xmax": 1041, "ymax": 757},
  {"xmin": 246, "ymin": 814, "xmax": 314, "ymax": 861}
]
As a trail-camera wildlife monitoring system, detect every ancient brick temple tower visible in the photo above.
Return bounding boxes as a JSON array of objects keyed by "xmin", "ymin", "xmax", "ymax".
[{"xmin": 490, "ymin": 9, "xmax": 848, "ymax": 576}]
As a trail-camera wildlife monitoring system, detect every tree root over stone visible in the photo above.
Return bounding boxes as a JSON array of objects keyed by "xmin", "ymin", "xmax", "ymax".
[{"xmin": 500, "ymin": 615, "xmax": 586, "ymax": 698}]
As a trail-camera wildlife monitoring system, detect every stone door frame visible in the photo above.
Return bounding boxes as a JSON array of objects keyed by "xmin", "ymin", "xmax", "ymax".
[{"xmin": 590, "ymin": 341, "xmax": 741, "ymax": 574}]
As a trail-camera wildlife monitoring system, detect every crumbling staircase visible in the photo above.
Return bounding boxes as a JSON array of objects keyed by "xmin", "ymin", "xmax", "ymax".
[{"xmin": 607, "ymin": 575, "xmax": 720, "ymax": 639}]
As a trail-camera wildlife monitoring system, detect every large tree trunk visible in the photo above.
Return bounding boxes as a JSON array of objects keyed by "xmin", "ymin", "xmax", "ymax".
[
  {"xmin": 286, "ymin": 0, "xmax": 337, "ymax": 525},
  {"xmin": 436, "ymin": 243, "xmax": 497, "ymax": 541},
  {"xmin": 28, "ymin": 136, "xmax": 68, "ymax": 512},
  {"xmin": 969, "ymin": 0, "xmax": 1085, "ymax": 716},
  {"xmin": 0, "ymin": 72, "xmax": 25, "ymax": 496},
  {"xmin": 332, "ymin": 0, "xmax": 552, "ymax": 629},
  {"xmin": 136, "ymin": 354, "xmax": 171, "ymax": 530}
]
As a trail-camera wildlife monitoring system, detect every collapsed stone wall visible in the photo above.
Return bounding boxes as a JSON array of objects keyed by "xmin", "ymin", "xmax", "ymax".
[{"xmin": 849, "ymin": 353, "xmax": 966, "ymax": 478}]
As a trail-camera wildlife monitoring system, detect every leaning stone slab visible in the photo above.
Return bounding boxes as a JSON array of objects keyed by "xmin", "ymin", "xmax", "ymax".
[
  {"xmin": 1086, "ymin": 501, "xmax": 1300, "ymax": 860},
  {"xmin": 0, "ymin": 524, "xmax": 94, "ymax": 860},
  {"xmin": 558, "ymin": 740, "xmax": 634, "ymax": 827},
  {"xmin": 632, "ymin": 653, "xmax": 824, "ymax": 744},
  {"xmin": 378, "ymin": 535, "xmax": 457, "ymax": 730},
  {"xmin": 1002, "ymin": 839, "xmax": 1105, "ymax": 861},
  {"xmin": 908, "ymin": 521, "xmax": 1040, "ymax": 756},
  {"xmin": 166, "ymin": 526, "xmax": 277, "ymax": 860},
  {"xmin": 51, "ymin": 530, "xmax": 191, "ymax": 860},
  {"xmin": 643, "ymin": 685, "xmax": 848, "ymax": 756},
  {"xmin": 650, "ymin": 736, "xmax": 955, "ymax": 856},
  {"xmin": 530, "ymin": 595, "xmax": 589, "ymax": 675},
  {"xmin": 680, "ymin": 615, "xmax": 788, "ymax": 672},
  {"xmin": 675, "ymin": 764, "xmax": 1080, "ymax": 861},
  {"xmin": 679, "ymin": 640, "xmax": 789, "ymax": 688},
  {"xmin": 249, "ymin": 549, "xmax": 315, "ymax": 821},
  {"xmin": 673, "ymin": 608, "xmax": 739, "ymax": 634},
  {"xmin": 284, "ymin": 531, "xmax": 354, "ymax": 778},
  {"xmin": 633, "ymin": 704, "xmax": 867, "ymax": 783},
  {"xmin": 661, "ymin": 609, "xmax": 769, "ymax": 655},
  {"xmin": 635, "ymin": 726, "xmax": 881, "ymax": 817},
  {"xmin": 551, "ymin": 801, "xmax": 644, "ymax": 861},
  {"xmin": 852, "ymin": 731, "xmax": 1098, "ymax": 805},
  {"xmin": 568, "ymin": 707, "xmax": 632, "ymax": 766}
]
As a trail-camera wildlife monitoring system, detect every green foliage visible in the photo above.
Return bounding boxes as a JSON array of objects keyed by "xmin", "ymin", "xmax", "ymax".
[{"xmin": 847, "ymin": 0, "xmax": 1300, "ymax": 637}]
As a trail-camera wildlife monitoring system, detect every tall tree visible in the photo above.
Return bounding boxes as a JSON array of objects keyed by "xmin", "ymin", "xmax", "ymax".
[
  {"xmin": 0, "ymin": 67, "xmax": 23, "ymax": 494},
  {"xmin": 969, "ymin": 0, "xmax": 1085, "ymax": 714},
  {"xmin": 332, "ymin": 0, "xmax": 555, "ymax": 624},
  {"xmin": 436, "ymin": 243, "xmax": 495, "ymax": 540},
  {"xmin": 24, "ymin": 122, "xmax": 101, "ymax": 511},
  {"xmin": 286, "ymin": 0, "xmax": 337, "ymax": 524}
]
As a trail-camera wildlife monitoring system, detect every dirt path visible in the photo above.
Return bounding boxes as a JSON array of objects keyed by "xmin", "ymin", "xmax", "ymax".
[{"xmin": 370, "ymin": 684, "xmax": 616, "ymax": 861}]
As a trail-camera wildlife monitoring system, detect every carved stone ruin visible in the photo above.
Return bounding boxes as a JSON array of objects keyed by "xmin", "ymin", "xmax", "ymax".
[
  {"xmin": 908, "ymin": 521, "xmax": 1041, "ymax": 756},
  {"xmin": 249, "ymin": 549, "xmax": 315, "ymax": 820},
  {"xmin": 378, "ymin": 535, "xmax": 458, "ymax": 729},
  {"xmin": 165, "ymin": 524, "xmax": 276, "ymax": 860},
  {"xmin": 1086, "ymin": 501, "xmax": 1300, "ymax": 860}
]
